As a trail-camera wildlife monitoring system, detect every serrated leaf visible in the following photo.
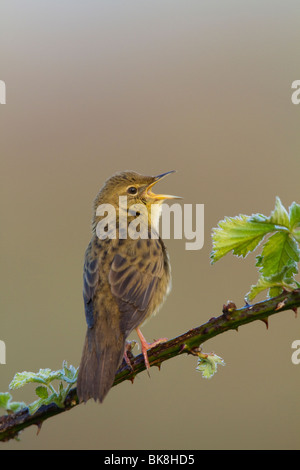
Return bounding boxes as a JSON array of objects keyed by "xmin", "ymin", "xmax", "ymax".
[
  {"xmin": 27, "ymin": 398, "xmax": 46, "ymax": 415},
  {"xmin": 246, "ymin": 265, "xmax": 295, "ymax": 302},
  {"xmin": 268, "ymin": 286, "xmax": 283, "ymax": 298},
  {"xmin": 268, "ymin": 197, "xmax": 290, "ymax": 228},
  {"xmin": 61, "ymin": 362, "xmax": 78, "ymax": 383},
  {"xmin": 27, "ymin": 392, "xmax": 60, "ymax": 415},
  {"xmin": 211, "ymin": 215, "xmax": 276, "ymax": 263},
  {"xmin": 8, "ymin": 401, "xmax": 27, "ymax": 413},
  {"xmin": 9, "ymin": 371, "xmax": 46, "ymax": 390},
  {"xmin": 37, "ymin": 369, "xmax": 65, "ymax": 385},
  {"xmin": 50, "ymin": 393, "xmax": 67, "ymax": 409},
  {"xmin": 256, "ymin": 231, "xmax": 299, "ymax": 278},
  {"xmin": 211, "ymin": 197, "xmax": 300, "ymax": 302},
  {"xmin": 0, "ymin": 392, "xmax": 26, "ymax": 413},
  {"xmin": 293, "ymin": 229, "xmax": 300, "ymax": 243},
  {"xmin": 9, "ymin": 369, "xmax": 64, "ymax": 390},
  {"xmin": 35, "ymin": 386, "xmax": 49, "ymax": 399},
  {"xmin": 248, "ymin": 213, "xmax": 270, "ymax": 223},
  {"xmin": 5, "ymin": 361, "xmax": 78, "ymax": 416},
  {"xmin": 246, "ymin": 276, "xmax": 280, "ymax": 302},
  {"xmin": 289, "ymin": 202, "xmax": 300, "ymax": 232},
  {"xmin": 196, "ymin": 353, "xmax": 225, "ymax": 379},
  {"xmin": 0, "ymin": 392, "xmax": 11, "ymax": 409}
]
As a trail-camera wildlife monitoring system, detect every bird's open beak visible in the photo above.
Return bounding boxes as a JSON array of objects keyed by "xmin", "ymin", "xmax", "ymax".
[{"xmin": 144, "ymin": 170, "xmax": 182, "ymax": 201}]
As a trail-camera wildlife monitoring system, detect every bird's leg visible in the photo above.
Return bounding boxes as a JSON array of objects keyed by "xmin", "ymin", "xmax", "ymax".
[
  {"xmin": 123, "ymin": 348, "xmax": 133, "ymax": 370},
  {"xmin": 136, "ymin": 327, "xmax": 167, "ymax": 371},
  {"xmin": 123, "ymin": 341, "xmax": 138, "ymax": 370}
]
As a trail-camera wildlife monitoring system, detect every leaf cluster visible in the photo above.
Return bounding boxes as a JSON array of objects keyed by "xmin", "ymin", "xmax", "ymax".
[
  {"xmin": 211, "ymin": 197, "xmax": 300, "ymax": 300},
  {"xmin": 196, "ymin": 352, "xmax": 225, "ymax": 378},
  {"xmin": 0, "ymin": 361, "xmax": 78, "ymax": 415}
]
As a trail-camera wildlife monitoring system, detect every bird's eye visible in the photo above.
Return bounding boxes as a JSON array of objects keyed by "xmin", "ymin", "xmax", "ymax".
[{"xmin": 127, "ymin": 186, "xmax": 137, "ymax": 195}]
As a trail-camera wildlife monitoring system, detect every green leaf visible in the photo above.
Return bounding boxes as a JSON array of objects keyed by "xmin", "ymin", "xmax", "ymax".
[
  {"xmin": 0, "ymin": 392, "xmax": 26, "ymax": 413},
  {"xmin": 35, "ymin": 386, "xmax": 49, "ymax": 399},
  {"xmin": 268, "ymin": 197, "xmax": 290, "ymax": 228},
  {"xmin": 7, "ymin": 361, "xmax": 78, "ymax": 415},
  {"xmin": 27, "ymin": 398, "xmax": 44, "ymax": 415},
  {"xmin": 268, "ymin": 286, "xmax": 283, "ymax": 298},
  {"xmin": 289, "ymin": 202, "xmax": 300, "ymax": 232},
  {"xmin": 9, "ymin": 369, "xmax": 64, "ymax": 390},
  {"xmin": 61, "ymin": 361, "xmax": 78, "ymax": 384},
  {"xmin": 293, "ymin": 229, "xmax": 300, "ymax": 243},
  {"xmin": 211, "ymin": 197, "xmax": 300, "ymax": 302},
  {"xmin": 211, "ymin": 215, "xmax": 276, "ymax": 263},
  {"xmin": 196, "ymin": 353, "xmax": 225, "ymax": 379},
  {"xmin": 246, "ymin": 276, "xmax": 279, "ymax": 302},
  {"xmin": 27, "ymin": 391, "xmax": 67, "ymax": 415},
  {"xmin": 9, "ymin": 402, "xmax": 26, "ymax": 413},
  {"xmin": 246, "ymin": 265, "xmax": 295, "ymax": 302},
  {"xmin": 9, "ymin": 371, "xmax": 44, "ymax": 390},
  {"xmin": 0, "ymin": 392, "xmax": 11, "ymax": 409},
  {"xmin": 256, "ymin": 231, "xmax": 299, "ymax": 278}
]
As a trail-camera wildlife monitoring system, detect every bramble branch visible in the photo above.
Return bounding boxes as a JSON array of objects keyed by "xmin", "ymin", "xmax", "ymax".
[{"xmin": 1, "ymin": 288, "xmax": 299, "ymax": 442}]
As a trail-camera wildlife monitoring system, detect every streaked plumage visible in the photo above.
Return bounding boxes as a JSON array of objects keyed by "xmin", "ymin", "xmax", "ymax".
[{"xmin": 77, "ymin": 171, "xmax": 178, "ymax": 403}]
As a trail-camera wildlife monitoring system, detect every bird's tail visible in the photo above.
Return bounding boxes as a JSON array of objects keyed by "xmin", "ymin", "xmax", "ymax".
[{"xmin": 77, "ymin": 321, "xmax": 125, "ymax": 403}]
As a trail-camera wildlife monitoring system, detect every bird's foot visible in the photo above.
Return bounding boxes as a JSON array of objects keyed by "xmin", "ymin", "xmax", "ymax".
[
  {"xmin": 136, "ymin": 328, "xmax": 167, "ymax": 372},
  {"xmin": 123, "ymin": 341, "xmax": 138, "ymax": 370}
]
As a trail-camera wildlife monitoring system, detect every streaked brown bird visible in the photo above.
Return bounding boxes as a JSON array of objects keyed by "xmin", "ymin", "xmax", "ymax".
[{"xmin": 77, "ymin": 170, "xmax": 180, "ymax": 403}]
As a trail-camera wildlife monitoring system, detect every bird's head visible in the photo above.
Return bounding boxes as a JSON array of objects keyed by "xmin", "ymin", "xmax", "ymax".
[{"xmin": 93, "ymin": 170, "xmax": 181, "ymax": 233}]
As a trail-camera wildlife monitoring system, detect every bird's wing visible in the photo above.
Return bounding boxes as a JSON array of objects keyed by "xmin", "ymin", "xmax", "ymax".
[
  {"xmin": 83, "ymin": 241, "xmax": 100, "ymax": 328},
  {"xmin": 108, "ymin": 238, "xmax": 165, "ymax": 335}
]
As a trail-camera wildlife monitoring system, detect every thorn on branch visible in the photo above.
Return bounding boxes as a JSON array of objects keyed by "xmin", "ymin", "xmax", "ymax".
[
  {"xmin": 291, "ymin": 307, "xmax": 298, "ymax": 318},
  {"xmin": 260, "ymin": 317, "xmax": 269, "ymax": 329},
  {"xmin": 35, "ymin": 421, "xmax": 43, "ymax": 435}
]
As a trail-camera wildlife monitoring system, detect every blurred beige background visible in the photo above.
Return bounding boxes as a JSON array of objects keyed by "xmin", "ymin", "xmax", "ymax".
[{"xmin": 1, "ymin": 0, "xmax": 300, "ymax": 450}]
